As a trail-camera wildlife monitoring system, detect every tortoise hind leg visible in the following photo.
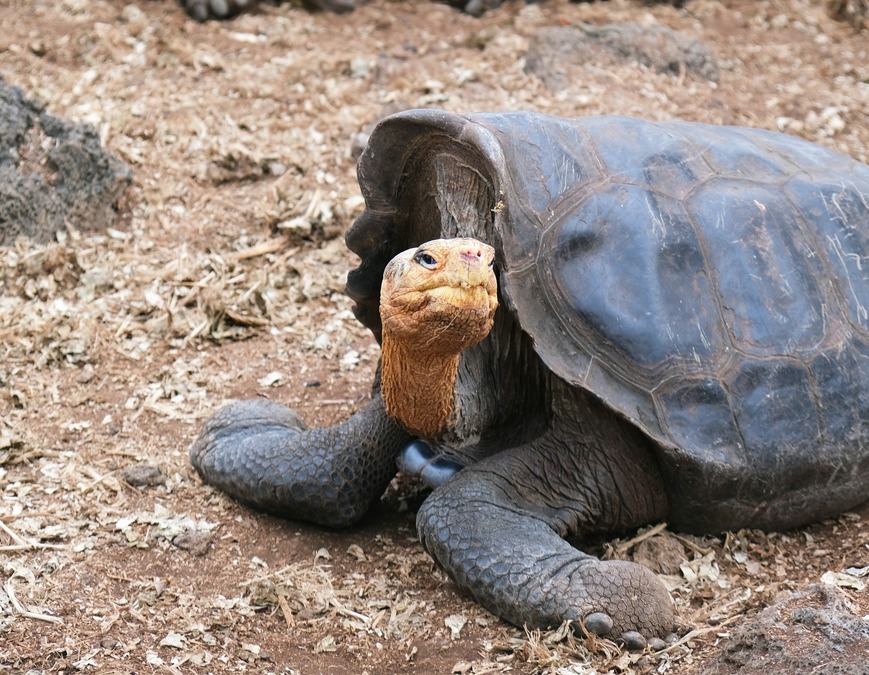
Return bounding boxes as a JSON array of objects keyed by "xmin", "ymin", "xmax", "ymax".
[{"xmin": 416, "ymin": 381, "xmax": 674, "ymax": 644}]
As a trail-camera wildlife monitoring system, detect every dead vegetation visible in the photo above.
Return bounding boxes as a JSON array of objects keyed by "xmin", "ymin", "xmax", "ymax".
[{"xmin": 1, "ymin": 0, "xmax": 868, "ymax": 673}]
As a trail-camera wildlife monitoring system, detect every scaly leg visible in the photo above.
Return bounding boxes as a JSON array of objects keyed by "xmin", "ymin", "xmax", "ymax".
[
  {"xmin": 416, "ymin": 382, "xmax": 674, "ymax": 645},
  {"xmin": 191, "ymin": 395, "xmax": 410, "ymax": 527}
]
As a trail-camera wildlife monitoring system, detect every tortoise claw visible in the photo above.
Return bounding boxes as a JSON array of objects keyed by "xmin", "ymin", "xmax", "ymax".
[
  {"xmin": 619, "ymin": 630, "xmax": 647, "ymax": 651},
  {"xmin": 583, "ymin": 613, "xmax": 661, "ymax": 651},
  {"xmin": 182, "ymin": 0, "xmax": 252, "ymax": 21},
  {"xmin": 647, "ymin": 636, "xmax": 668, "ymax": 651},
  {"xmin": 582, "ymin": 611, "xmax": 614, "ymax": 636}
]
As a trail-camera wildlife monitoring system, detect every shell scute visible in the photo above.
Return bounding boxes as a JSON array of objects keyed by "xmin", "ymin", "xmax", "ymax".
[
  {"xmin": 547, "ymin": 184, "xmax": 724, "ymax": 380},
  {"xmin": 783, "ymin": 177, "xmax": 869, "ymax": 330},
  {"xmin": 659, "ymin": 378, "xmax": 741, "ymax": 467},
  {"xmin": 685, "ymin": 179, "xmax": 829, "ymax": 356},
  {"xmin": 578, "ymin": 116, "xmax": 718, "ymax": 200}
]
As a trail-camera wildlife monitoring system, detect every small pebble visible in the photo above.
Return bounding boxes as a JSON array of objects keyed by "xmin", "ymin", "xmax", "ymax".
[
  {"xmin": 172, "ymin": 530, "xmax": 212, "ymax": 557},
  {"xmin": 75, "ymin": 363, "xmax": 95, "ymax": 384},
  {"xmin": 635, "ymin": 655, "xmax": 654, "ymax": 669},
  {"xmin": 100, "ymin": 635, "xmax": 120, "ymax": 649},
  {"xmin": 123, "ymin": 464, "xmax": 167, "ymax": 488},
  {"xmin": 120, "ymin": 4, "xmax": 146, "ymax": 22}
]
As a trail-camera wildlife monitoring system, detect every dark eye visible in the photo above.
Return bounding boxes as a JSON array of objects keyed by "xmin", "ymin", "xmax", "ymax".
[{"xmin": 414, "ymin": 250, "xmax": 437, "ymax": 269}]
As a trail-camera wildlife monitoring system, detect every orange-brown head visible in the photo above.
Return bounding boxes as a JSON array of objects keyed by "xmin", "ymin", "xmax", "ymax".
[
  {"xmin": 379, "ymin": 238, "xmax": 498, "ymax": 437},
  {"xmin": 381, "ymin": 238, "xmax": 498, "ymax": 355}
]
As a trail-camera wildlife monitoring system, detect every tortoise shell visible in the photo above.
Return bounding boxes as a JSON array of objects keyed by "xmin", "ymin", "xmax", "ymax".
[{"xmin": 347, "ymin": 110, "xmax": 869, "ymax": 528}]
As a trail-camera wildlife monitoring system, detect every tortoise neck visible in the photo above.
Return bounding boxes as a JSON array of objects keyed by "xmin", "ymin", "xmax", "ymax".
[{"xmin": 380, "ymin": 332, "xmax": 459, "ymax": 439}]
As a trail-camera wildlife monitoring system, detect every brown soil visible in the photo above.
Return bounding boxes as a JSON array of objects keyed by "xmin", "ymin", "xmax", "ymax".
[{"xmin": 1, "ymin": 0, "xmax": 868, "ymax": 673}]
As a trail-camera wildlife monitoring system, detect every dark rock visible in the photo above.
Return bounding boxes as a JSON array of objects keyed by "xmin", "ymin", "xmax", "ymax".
[
  {"xmin": 0, "ymin": 76, "xmax": 131, "ymax": 246},
  {"xmin": 702, "ymin": 584, "xmax": 869, "ymax": 674},
  {"xmin": 525, "ymin": 23, "xmax": 719, "ymax": 91}
]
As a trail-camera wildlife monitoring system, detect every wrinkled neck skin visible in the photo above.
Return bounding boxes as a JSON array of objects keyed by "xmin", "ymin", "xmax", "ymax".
[
  {"xmin": 382, "ymin": 308, "xmax": 549, "ymax": 459},
  {"xmin": 380, "ymin": 333, "xmax": 460, "ymax": 440}
]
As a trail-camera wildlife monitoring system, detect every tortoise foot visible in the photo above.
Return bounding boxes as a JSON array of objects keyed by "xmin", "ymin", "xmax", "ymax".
[
  {"xmin": 567, "ymin": 559, "xmax": 675, "ymax": 642},
  {"xmin": 418, "ymin": 471, "xmax": 676, "ymax": 641}
]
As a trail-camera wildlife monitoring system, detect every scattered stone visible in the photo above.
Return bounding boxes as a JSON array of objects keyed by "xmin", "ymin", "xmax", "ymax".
[
  {"xmin": 0, "ymin": 76, "xmax": 132, "ymax": 245},
  {"xmin": 100, "ymin": 636, "xmax": 120, "ymax": 649},
  {"xmin": 703, "ymin": 584, "xmax": 869, "ymax": 674},
  {"xmin": 172, "ymin": 530, "xmax": 213, "ymax": 557},
  {"xmin": 525, "ymin": 23, "xmax": 719, "ymax": 91},
  {"xmin": 75, "ymin": 363, "xmax": 95, "ymax": 384},
  {"xmin": 445, "ymin": 613, "xmax": 467, "ymax": 639},
  {"xmin": 123, "ymin": 464, "xmax": 167, "ymax": 488}
]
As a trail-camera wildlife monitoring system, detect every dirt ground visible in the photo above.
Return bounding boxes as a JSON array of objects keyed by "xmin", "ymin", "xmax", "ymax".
[{"xmin": 1, "ymin": 0, "xmax": 868, "ymax": 673}]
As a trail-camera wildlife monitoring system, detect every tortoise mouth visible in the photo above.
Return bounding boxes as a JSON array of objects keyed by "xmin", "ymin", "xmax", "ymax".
[
  {"xmin": 426, "ymin": 284, "xmax": 493, "ymax": 310},
  {"xmin": 382, "ymin": 285, "xmax": 497, "ymax": 355}
]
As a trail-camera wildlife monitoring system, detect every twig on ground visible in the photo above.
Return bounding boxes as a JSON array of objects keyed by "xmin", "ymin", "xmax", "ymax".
[
  {"xmin": 278, "ymin": 593, "xmax": 295, "ymax": 628},
  {"xmin": 658, "ymin": 615, "xmax": 741, "ymax": 654},
  {"xmin": 4, "ymin": 580, "xmax": 65, "ymax": 625},
  {"xmin": 226, "ymin": 238, "xmax": 296, "ymax": 262},
  {"xmin": 613, "ymin": 522, "xmax": 669, "ymax": 556},
  {"xmin": 670, "ymin": 532, "xmax": 716, "ymax": 556},
  {"xmin": 0, "ymin": 520, "xmax": 28, "ymax": 547},
  {"xmin": 0, "ymin": 543, "xmax": 67, "ymax": 552}
]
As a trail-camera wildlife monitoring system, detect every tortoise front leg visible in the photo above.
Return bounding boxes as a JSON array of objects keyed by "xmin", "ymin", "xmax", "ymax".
[
  {"xmin": 416, "ymin": 387, "xmax": 674, "ymax": 645},
  {"xmin": 191, "ymin": 395, "xmax": 410, "ymax": 527}
]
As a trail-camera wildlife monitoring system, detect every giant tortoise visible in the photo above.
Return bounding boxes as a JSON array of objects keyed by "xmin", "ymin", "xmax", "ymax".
[{"xmin": 191, "ymin": 110, "xmax": 869, "ymax": 645}]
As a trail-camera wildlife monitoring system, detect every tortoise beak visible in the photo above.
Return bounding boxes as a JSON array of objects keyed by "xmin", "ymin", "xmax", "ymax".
[
  {"xmin": 456, "ymin": 246, "xmax": 491, "ymax": 288},
  {"xmin": 431, "ymin": 240, "xmax": 496, "ymax": 308}
]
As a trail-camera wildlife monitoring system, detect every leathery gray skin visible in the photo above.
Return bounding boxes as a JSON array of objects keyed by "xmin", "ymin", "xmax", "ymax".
[
  {"xmin": 190, "ymin": 396, "xmax": 410, "ymax": 527},
  {"xmin": 412, "ymin": 372, "xmax": 675, "ymax": 647},
  {"xmin": 191, "ymin": 303, "xmax": 677, "ymax": 647}
]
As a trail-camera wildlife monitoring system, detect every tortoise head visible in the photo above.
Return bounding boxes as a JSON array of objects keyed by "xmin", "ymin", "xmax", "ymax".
[
  {"xmin": 378, "ymin": 238, "xmax": 499, "ymax": 438},
  {"xmin": 380, "ymin": 238, "xmax": 498, "ymax": 355}
]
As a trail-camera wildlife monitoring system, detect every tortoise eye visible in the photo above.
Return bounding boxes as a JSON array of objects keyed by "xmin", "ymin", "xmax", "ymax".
[{"xmin": 414, "ymin": 251, "xmax": 438, "ymax": 269}]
